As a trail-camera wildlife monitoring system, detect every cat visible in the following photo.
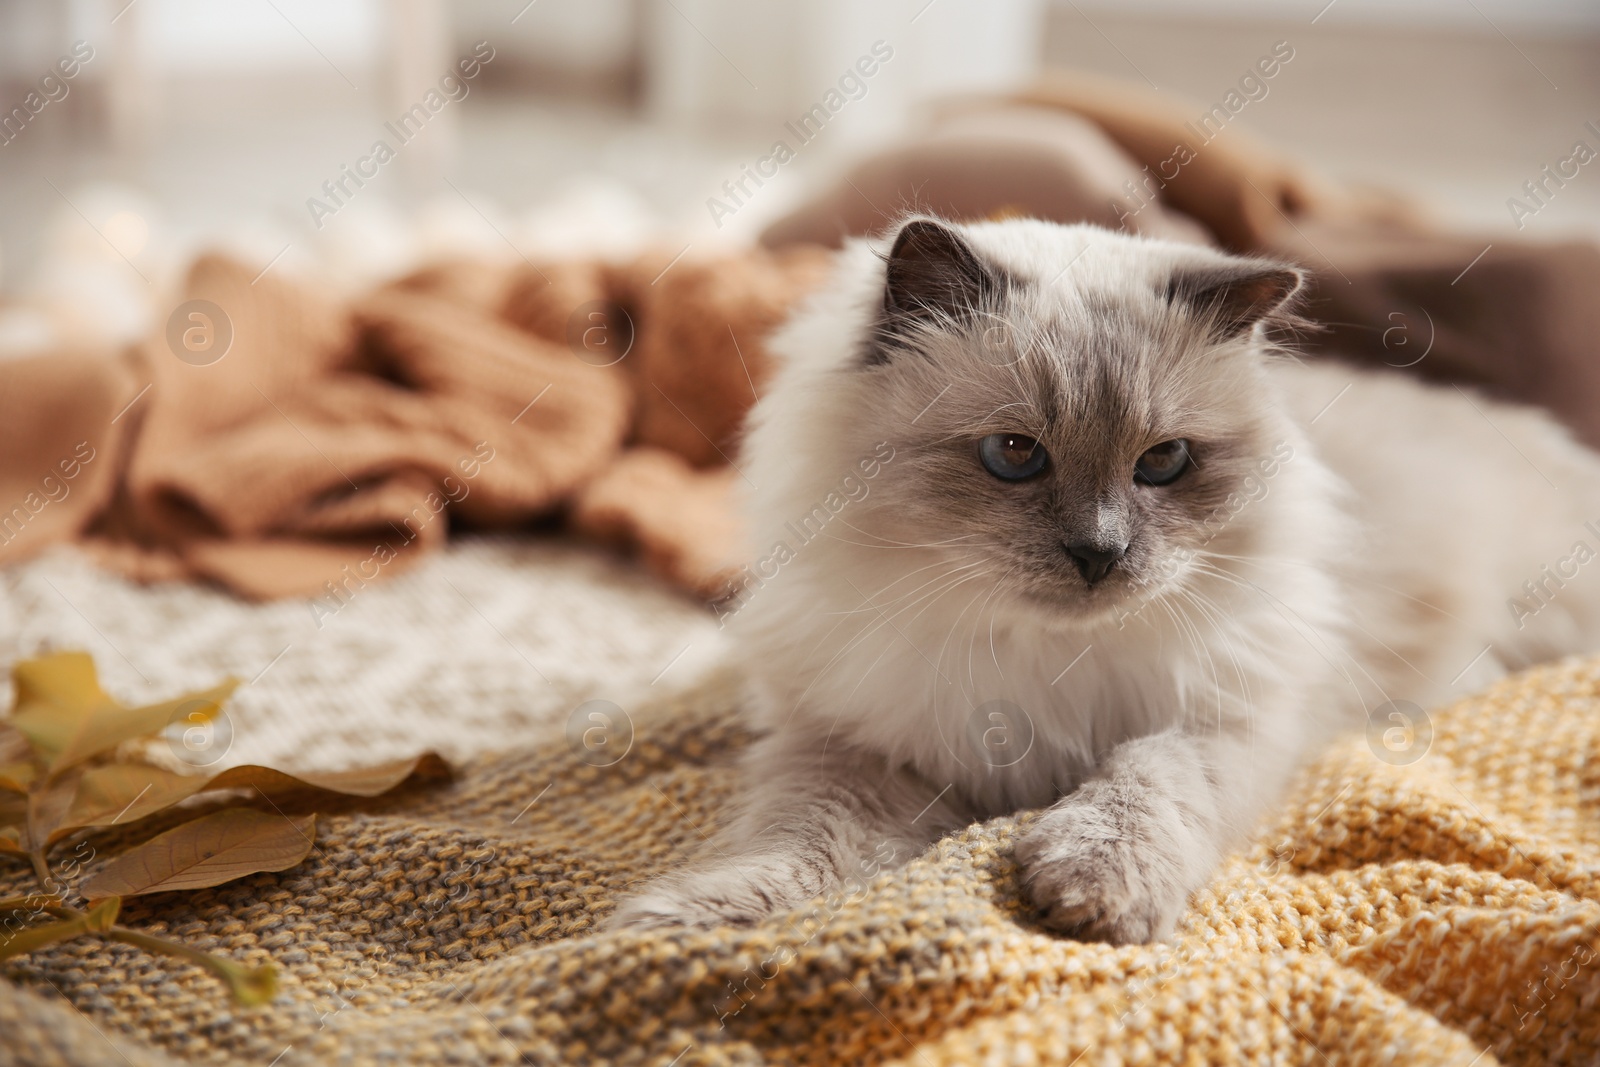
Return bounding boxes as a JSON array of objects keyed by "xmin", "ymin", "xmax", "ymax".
[{"xmin": 611, "ymin": 215, "xmax": 1600, "ymax": 943}]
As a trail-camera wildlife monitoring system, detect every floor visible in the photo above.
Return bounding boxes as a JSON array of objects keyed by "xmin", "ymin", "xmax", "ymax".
[{"xmin": 0, "ymin": 13, "xmax": 1595, "ymax": 329}]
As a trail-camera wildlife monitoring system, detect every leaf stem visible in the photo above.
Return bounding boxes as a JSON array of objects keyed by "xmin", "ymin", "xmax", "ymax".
[
  {"xmin": 103, "ymin": 927, "xmax": 277, "ymax": 1005},
  {"xmin": 28, "ymin": 848, "xmax": 51, "ymax": 893},
  {"xmin": 105, "ymin": 926, "xmax": 212, "ymax": 966}
]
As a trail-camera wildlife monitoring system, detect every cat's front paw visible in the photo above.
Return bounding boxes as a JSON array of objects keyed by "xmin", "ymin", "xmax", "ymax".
[
  {"xmin": 1013, "ymin": 781, "xmax": 1209, "ymax": 945},
  {"xmin": 608, "ymin": 882, "xmax": 766, "ymax": 931},
  {"xmin": 607, "ymin": 861, "xmax": 822, "ymax": 931}
]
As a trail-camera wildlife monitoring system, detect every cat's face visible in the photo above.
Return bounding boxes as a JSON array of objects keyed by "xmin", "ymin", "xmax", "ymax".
[{"xmin": 852, "ymin": 219, "xmax": 1302, "ymax": 625}]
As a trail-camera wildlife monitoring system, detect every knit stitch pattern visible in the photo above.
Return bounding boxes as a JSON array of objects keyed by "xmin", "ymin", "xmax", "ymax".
[{"xmin": 5, "ymin": 651, "xmax": 1600, "ymax": 1066}]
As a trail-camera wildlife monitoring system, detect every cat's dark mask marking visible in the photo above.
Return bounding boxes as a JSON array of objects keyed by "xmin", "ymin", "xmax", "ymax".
[
  {"xmin": 1164, "ymin": 261, "xmax": 1305, "ymax": 340},
  {"xmin": 869, "ymin": 218, "xmax": 1009, "ymax": 365}
]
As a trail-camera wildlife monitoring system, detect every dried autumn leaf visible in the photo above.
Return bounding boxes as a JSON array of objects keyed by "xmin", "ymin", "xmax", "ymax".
[
  {"xmin": 53, "ymin": 764, "xmax": 206, "ymax": 842},
  {"xmin": 0, "ymin": 898, "xmax": 117, "ymax": 962},
  {"xmin": 26, "ymin": 769, "xmax": 81, "ymax": 855},
  {"xmin": 0, "ymin": 793, "xmax": 24, "ymax": 830},
  {"xmin": 205, "ymin": 753, "xmax": 452, "ymax": 798},
  {"xmin": 0, "ymin": 654, "xmax": 453, "ymax": 1009},
  {"xmin": 47, "ymin": 753, "xmax": 449, "ymax": 844},
  {"xmin": 0, "ymin": 762, "xmax": 35, "ymax": 793},
  {"xmin": 0, "ymin": 728, "xmax": 29, "ymax": 767},
  {"xmin": 8, "ymin": 652, "xmax": 237, "ymax": 773},
  {"xmin": 81, "ymin": 810, "xmax": 316, "ymax": 898}
]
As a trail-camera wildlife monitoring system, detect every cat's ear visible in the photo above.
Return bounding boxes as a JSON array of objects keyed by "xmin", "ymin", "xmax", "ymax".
[
  {"xmin": 1168, "ymin": 261, "xmax": 1305, "ymax": 339},
  {"xmin": 873, "ymin": 219, "xmax": 1002, "ymax": 360}
]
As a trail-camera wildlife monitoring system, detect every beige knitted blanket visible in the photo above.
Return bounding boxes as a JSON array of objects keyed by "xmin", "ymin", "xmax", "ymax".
[{"xmin": 4, "ymin": 590, "xmax": 1600, "ymax": 1064}]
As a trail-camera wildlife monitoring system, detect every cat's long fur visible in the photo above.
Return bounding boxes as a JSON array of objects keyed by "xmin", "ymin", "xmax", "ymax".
[{"xmin": 612, "ymin": 217, "xmax": 1600, "ymax": 943}]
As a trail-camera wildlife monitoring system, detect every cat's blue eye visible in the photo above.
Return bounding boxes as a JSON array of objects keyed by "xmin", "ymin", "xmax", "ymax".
[
  {"xmin": 1134, "ymin": 439, "xmax": 1192, "ymax": 486},
  {"xmin": 979, "ymin": 433, "xmax": 1049, "ymax": 480}
]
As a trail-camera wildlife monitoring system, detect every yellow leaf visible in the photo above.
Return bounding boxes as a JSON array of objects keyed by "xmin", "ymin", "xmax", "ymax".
[
  {"xmin": 61, "ymin": 680, "xmax": 238, "ymax": 772},
  {"xmin": 81, "ymin": 810, "xmax": 316, "ymax": 898},
  {"xmin": 8, "ymin": 652, "xmax": 238, "ymax": 773},
  {"xmin": 47, "ymin": 682, "xmax": 236, "ymax": 774},
  {"xmin": 0, "ymin": 826, "xmax": 22, "ymax": 854},
  {"xmin": 12, "ymin": 651, "xmax": 106, "ymax": 710},
  {"xmin": 8, "ymin": 652, "xmax": 109, "ymax": 760}
]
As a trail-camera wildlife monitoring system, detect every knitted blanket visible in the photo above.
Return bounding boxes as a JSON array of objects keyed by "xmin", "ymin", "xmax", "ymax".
[{"xmin": 5, "ymin": 637, "xmax": 1599, "ymax": 1065}]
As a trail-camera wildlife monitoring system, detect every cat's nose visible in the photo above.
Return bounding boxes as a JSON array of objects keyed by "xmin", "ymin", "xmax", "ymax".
[{"xmin": 1065, "ymin": 541, "xmax": 1126, "ymax": 584}]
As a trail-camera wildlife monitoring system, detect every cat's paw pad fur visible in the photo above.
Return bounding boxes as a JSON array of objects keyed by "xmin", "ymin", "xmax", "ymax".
[
  {"xmin": 607, "ymin": 863, "xmax": 817, "ymax": 931},
  {"xmin": 607, "ymin": 887, "xmax": 763, "ymax": 931},
  {"xmin": 1013, "ymin": 782, "xmax": 1207, "ymax": 945}
]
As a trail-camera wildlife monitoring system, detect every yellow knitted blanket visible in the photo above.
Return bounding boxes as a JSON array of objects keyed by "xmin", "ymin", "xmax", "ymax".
[{"xmin": 4, "ymin": 655, "xmax": 1599, "ymax": 1066}]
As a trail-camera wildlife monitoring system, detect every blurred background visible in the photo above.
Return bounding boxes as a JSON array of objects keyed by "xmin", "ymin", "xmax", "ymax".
[{"xmin": 0, "ymin": 0, "xmax": 1596, "ymax": 356}]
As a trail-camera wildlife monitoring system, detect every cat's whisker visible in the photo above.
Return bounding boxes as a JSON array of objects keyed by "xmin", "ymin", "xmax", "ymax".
[
  {"xmin": 1181, "ymin": 585, "xmax": 1271, "ymax": 695},
  {"xmin": 820, "ymin": 520, "xmax": 982, "ymax": 551},
  {"xmin": 931, "ymin": 571, "xmax": 999, "ymax": 684},
  {"xmin": 1178, "ymin": 578, "xmax": 1329, "ymax": 747},
  {"xmin": 1172, "ymin": 588, "xmax": 1258, "ymax": 731},
  {"xmin": 1175, "ymin": 571, "xmax": 1274, "ymax": 711},
  {"xmin": 1189, "ymin": 561, "xmax": 1389, "ymax": 708},
  {"xmin": 840, "ymin": 560, "xmax": 987, "ymax": 618},
  {"xmin": 826, "ymin": 565, "xmax": 990, "ymax": 670},
  {"xmin": 929, "ymin": 576, "xmax": 1001, "ymax": 704},
  {"xmin": 907, "ymin": 569, "xmax": 992, "ymax": 629},
  {"xmin": 987, "ymin": 589, "xmax": 1006, "ymax": 681},
  {"xmin": 1158, "ymin": 595, "xmax": 1227, "ymax": 730},
  {"xmin": 821, "ymin": 557, "xmax": 984, "ymax": 616},
  {"xmin": 776, "ymin": 566, "xmax": 986, "ymax": 729},
  {"xmin": 819, "ymin": 642, "xmax": 898, "ymax": 760},
  {"xmin": 1201, "ymin": 551, "xmax": 1466, "ymax": 622},
  {"xmin": 962, "ymin": 583, "xmax": 1007, "ymax": 700}
]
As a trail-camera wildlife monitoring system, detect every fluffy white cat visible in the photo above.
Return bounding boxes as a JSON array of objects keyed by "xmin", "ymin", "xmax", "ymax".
[{"xmin": 612, "ymin": 216, "xmax": 1600, "ymax": 943}]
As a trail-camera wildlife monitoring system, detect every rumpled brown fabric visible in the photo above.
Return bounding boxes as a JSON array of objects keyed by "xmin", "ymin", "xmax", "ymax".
[
  {"xmin": 0, "ymin": 245, "xmax": 830, "ymax": 600},
  {"xmin": 0, "ymin": 352, "xmax": 131, "ymax": 564}
]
